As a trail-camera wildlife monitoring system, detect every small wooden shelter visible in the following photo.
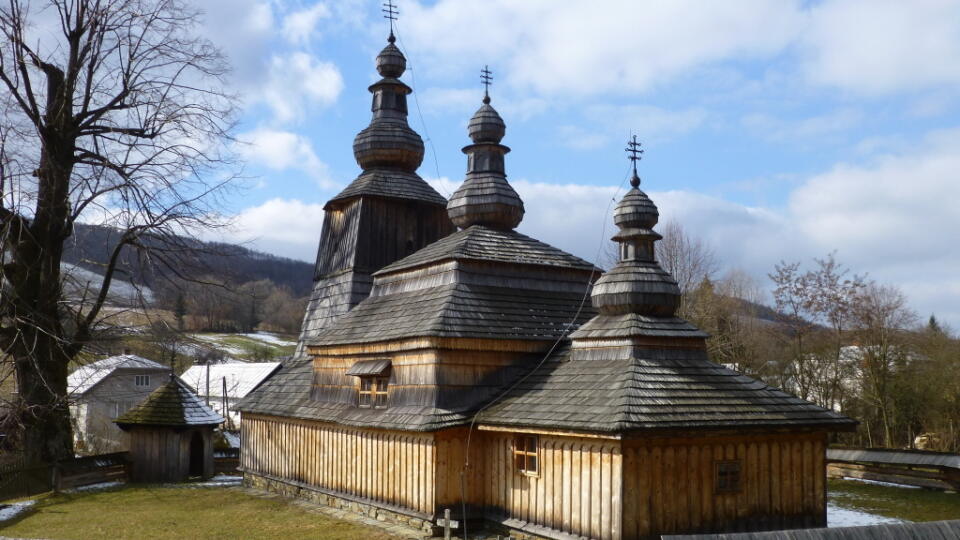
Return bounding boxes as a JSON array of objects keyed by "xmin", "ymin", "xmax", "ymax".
[
  {"xmin": 237, "ymin": 29, "xmax": 857, "ymax": 540},
  {"xmin": 115, "ymin": 375, "xmax": 224, "ymax": 482}
]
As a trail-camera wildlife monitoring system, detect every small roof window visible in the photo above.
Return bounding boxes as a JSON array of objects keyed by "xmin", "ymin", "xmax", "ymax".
[{"xmin": 345, "ymin": 359, "xmax": 392, "ymax": 377}]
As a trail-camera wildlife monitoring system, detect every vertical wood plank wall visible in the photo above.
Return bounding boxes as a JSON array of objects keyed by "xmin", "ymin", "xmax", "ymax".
[
  {"xmin": 622, "ymin": 432, "xmax": 827, "ymax": 539},
  {"xmin": 241, "ymin": 414, "xmax": 436, "ymax": 516},
  {"xmin": 482, "ymin": 432, "xmax": 623, "ymax": 540}
]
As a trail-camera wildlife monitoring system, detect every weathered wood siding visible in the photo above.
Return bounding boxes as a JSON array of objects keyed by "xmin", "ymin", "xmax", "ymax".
[
  {"xmin": 622, "ymin": 432, "xmax": 827, "ymax": 538},
  {"xmin": 483, "ymin": 432, "xmax": 623, "ymax": 540},
  {"xmin": 241, "ymin": 414, "xmax": 436, "ymax": 515},
  {"xmin": 128, "ymin": 426, "xmax": 214, "ymax": 483}
]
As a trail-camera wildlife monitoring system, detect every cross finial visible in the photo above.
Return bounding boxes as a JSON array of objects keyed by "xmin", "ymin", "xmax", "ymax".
[
  {"xmin": 382, "ymin": 1, "xmax": 398, "ymax": 42},
  {"xmin": 481, "ymin": 65, "xmax": 493, "ymax": 104},
  {"xmin": 625, "ymin": 135, "xmax": 643, "ymax": 188}
]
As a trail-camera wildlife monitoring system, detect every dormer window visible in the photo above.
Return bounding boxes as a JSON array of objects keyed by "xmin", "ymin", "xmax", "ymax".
[
  {"xmin": 358, "ymin": 376, "xmax": 389, "ymax": 408},
  {"xmin": 346, "ymin": 359, "xmax": 392, "ymax": 409}
]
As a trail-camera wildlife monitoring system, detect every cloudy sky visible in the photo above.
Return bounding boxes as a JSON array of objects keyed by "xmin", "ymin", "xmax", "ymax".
[{"xmin": 203, "ymin": 0, "xmax": 960, "ymax": 328}]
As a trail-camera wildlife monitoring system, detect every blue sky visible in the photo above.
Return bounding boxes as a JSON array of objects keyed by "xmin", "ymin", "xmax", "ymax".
[{"xmin": 201, "ymin": 0, "xmax": 960, "ymax": 328}]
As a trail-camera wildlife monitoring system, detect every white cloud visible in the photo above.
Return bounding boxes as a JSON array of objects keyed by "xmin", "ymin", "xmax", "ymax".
[
  {"xmin": 742, "ymin": 108, "xmax": 862, "ymax": 142},
  {"xmin": 282, "ymin": 3, "xmax": 331, "ymax": 45},
  {"xmin": 219, "ymin": 198, "xmax": 326, "ymax": 261},
  {"xmin": 258, "ymin": 53, "xmax": 344, "ymax": 123},
  {"xmin": 402, "ymin": 0, "xmax": 805, "ymax": 97},
  {"xmin": 237, "ymin": 128, "xmax": 336, "ymax": 189},
  {"xmin": 563, "ymin": 105, "xmax": 709, "ymax": 149},
  {"xmin": 802, "ymin": 0, "xmax": 960, "ymax": 95}
]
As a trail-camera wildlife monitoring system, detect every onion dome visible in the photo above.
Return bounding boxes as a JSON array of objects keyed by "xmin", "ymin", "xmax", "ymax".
[
  {"xmin": 590, "ymin": 141, "xmax": 681, "ymax": 317},
  {"xmin": 447, "ymin": 75, "xmax": 524, "ymax": 230},
  {"xmin": 352, "ymin": 36, "xmax": 424, "ymax": 173}
]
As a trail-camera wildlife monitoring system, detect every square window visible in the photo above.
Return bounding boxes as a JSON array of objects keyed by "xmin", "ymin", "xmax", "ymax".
[
  {"xmin": 358, "ymin": 376, "xmax": 388, "ymax": 409},
  {"xmin": 134, "ymin": 375, "xmax": 150, "ymax": 387},
  {"xmin": 513, "ymin": 435, "xmax": 539, "ymax": 476},
  {"xmin": 715, "ymin": 460, "xmax": 742, "ymax": 494}
]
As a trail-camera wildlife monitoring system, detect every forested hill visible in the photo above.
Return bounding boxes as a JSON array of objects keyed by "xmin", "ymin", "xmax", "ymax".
[{"xmin": 63, "ymin": 223, "xmax": 315, "ymax": 296}]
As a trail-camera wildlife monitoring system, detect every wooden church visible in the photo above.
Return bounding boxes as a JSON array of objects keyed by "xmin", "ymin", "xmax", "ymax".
[{"xmin": 237, "ymin": 28, "xmax": 856, "ymax": 540}]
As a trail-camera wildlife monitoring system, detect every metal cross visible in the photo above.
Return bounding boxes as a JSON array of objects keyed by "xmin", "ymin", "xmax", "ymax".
[
  {"xmin": 481, "ymin": 65, "xmax": 493, "ymax": 103},
  {"xmin": 382, "ymin": 1, "xmax": 398, "ymax": 39},
  {"xmin": 625, "ymin": 135, "xmax": 643, "ymax": 187}
]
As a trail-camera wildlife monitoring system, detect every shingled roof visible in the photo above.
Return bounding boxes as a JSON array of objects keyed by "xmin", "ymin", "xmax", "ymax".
[
  {"xmin": 326, "ymin": 169, "xmax": 447, "ymax": 208},
  {"xmin": 310, "ymin": 282, "xmax": 595, "ymax": 346},
  {"xmin": 477, "ymin": 345, "xmax": 856, "ymax": 433},
  {"xmin": 235, "ymin": 356, "xmax": 471, "ymax": 431},
  {"xmin": 376, "ymin": 225, "xmax": 598, "ymax": 275},
  {"xmin": 115, "ymin": 375, "xmax": 223, "ymax": 428}
]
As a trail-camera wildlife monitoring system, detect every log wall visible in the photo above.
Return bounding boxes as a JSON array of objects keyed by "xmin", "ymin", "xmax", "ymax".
[
  {"xmin": 622, "ymin": 432, "xmax": 827, "ymax": 538},
  {"xmin": 241, "ymin": 414, "xmax": 435, "ymax": 516}
]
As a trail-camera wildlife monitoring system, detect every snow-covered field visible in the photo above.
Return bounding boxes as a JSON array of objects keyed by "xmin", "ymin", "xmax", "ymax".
[{"xmin": 241, "ymin": 332, "xmax": 297, "ymax": 347}]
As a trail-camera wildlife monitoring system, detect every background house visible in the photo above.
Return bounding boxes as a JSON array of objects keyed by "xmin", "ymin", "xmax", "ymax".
[
  {"xmin": 67, "ymin": 353, "xmax": 170, "ymax": 453},
  {"xmin": 180, "ymin": 362, "xmax": 279, "ymax": 429}
]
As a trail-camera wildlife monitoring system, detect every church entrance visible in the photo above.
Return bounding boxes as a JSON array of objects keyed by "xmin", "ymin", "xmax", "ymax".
[{"xmin": 188, "ymin": 431, "xmax": 204, "ymax": 477}]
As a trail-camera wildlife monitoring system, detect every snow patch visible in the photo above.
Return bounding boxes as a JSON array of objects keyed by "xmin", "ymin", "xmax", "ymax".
[
  {"xmin": 190, "ymin": 474, "xmax": 242, "ymax": 487},
  {"xmin": 64, "ymin": 481, "xmax": 124, "ymax": 493},
  {"xmin": 242, "ymin": 332, "xmax": 296, "ymax": 346},
  {"xmin": 842, "ymin": 476, "xmax": 921, "ymax": 489},
  {"xmin": 0, "ymin": 500, "xmax": 36, "ymax": 521},
  {"xmin": 827, "ymin": 502, "xmax": 905, "ymax": 527}
]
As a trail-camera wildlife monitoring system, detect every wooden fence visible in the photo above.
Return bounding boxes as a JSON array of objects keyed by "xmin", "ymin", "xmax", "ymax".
[
  {"xmin": 0, "ymin": 455, "xmax": 52, "ymax": 502},
  {"xmin": 827, "ymin": 447, "xmax": 960, "ymax": 490}
]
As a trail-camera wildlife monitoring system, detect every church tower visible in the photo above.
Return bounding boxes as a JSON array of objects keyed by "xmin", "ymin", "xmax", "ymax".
[{"xmin": 297, "ymin": 32, "xmax": 453, "ymax": 353}]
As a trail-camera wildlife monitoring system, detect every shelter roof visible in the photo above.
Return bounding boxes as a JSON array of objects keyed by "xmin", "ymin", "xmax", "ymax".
[
  {"xmin": 477, "ymin": 344, "xmax": 856, "ymax": 433},
  {"xmin": 179, "ymin": 362, "xmax": 281, "ymax": 400},
  {"xmin": 115, "ymin": 375, "xmax": 224, "ymax": 428},
  {"xmin": 68, "ymin": 354, "xmax": 169, "ymax": 396},
  {"xmin": 664, "ymin": 519, "xmax": 960, "ymax": 539},
  {"xmin": 376, "ymin": 225, "xmax": 598, "ymax": 276}
]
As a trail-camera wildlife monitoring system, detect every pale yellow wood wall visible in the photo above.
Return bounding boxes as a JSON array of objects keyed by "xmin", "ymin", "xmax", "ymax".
[
  {"xmin": 241, "ymin": 414, "xmax": 436, "ymax": 515},
  {"xmin": 482, "ymin": 432, "xmax": 623, "ymax": 540},
  {"xmin": 622, "ymin": 433, "xmax": 827, "ymax": 538}
]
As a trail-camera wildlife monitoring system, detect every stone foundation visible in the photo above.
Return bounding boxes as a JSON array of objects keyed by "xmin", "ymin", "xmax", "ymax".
[{"xmin": 243, "ymin": 472, "xmax": 436, "ymax": 536}]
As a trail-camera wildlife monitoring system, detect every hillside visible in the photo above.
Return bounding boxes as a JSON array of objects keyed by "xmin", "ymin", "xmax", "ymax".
[{"xmin": 62, "ymin": 223, "xmax": 314, "ymax": 297}]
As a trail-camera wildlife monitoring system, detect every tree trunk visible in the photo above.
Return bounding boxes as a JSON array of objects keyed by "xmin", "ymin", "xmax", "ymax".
[{"xmin": 7, "ymin": 66, "xmax": 77, "ymax": 463}]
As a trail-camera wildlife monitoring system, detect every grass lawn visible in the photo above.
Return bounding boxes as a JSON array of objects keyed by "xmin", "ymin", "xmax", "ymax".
[
  {"xmin": 1, "ymin": 485, "xmax": 398, "ymax": 540},
  {"xmin": 829, "ymin": 478, "xmax": 960, "ymax": 522}
]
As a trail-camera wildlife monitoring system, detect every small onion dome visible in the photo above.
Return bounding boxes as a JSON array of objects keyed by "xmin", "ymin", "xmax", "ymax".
[
  {"xmin": 376, "ymin": 41, "xmax": 406, "ymax": 78},
  {"xmin": 447, "ymin": 173, "xmax": 524, "ymax": 230},
  {"xmin": 353, "ymin": 121, "xmax": 425, "ymax": 172},
  {"xmin": 468, "ymin": 102, "xmax": 506, "ymax": 144},
  {"xmin": 614, "ymin": 187, "xmax": 659, "ymax": 230},
  {"xmin": 590, "ymin": 179, "xmax": 681, "ymax": 317}
]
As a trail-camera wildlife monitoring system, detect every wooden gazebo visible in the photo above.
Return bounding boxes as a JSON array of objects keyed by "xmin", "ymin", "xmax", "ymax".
[{"xmin": 115, "ymin": 375, "xmax": 223, "ymax": 482}]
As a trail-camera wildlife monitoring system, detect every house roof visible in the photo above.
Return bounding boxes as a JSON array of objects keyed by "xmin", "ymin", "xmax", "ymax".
[
  {"xmin": 68, "ymin": 354, "xmax": 169, "ymax": 396},
  {"xmin": 477, "ymin": 344, "xmax": 857, "ymax": 433},
  {"xmin": 115, "ymin": 375, "xmax": 224, "ymax": 428},
  {"xmin": 376, "ymin": 225, "xmax": 598, "ymax": 275},
  {"xmin": 180, "ymin": 362, "xmax": 280, "ymax": 400}
]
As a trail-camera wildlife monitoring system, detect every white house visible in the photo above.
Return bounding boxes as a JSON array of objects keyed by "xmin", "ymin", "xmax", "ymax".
[
  {"xmin": 68, "ymin": 354, "xmax": 170, "ymax": 453},
  {"xmin": 180, "ymin": 362, "xmax": 280, "ymax": 429}
]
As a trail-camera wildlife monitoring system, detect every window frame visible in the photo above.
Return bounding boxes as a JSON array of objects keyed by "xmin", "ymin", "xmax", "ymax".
[
  {"xmin": 714, "ymin": 459, "xmax": 742, "ymax": 494},
  {"xmin": 513, "ymin": 434, "xmax": 539, "ymax": 477},
  {"xmin": 357, "ymin": 375, "xmax": 389, "ymax": 409},
  {"xmin": 134, "ymin": 374, "xmax": 150, "ymax": 387}
]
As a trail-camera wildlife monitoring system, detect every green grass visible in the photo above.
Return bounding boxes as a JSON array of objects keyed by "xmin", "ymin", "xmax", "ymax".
[
  {"xmin": 1, "ymin": 485, "xmax": 397, "ymax": 540},
  {"xmin": 829, "ymin": 478, "xmax": 960, "ymax": 522}
]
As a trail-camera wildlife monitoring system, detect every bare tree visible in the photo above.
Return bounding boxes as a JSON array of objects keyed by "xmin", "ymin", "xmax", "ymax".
[
  {"xmin": 0, "ymin": 0, "xmax": 235, "ymax": 461},
  {"xmin": 656, "ymin": 219, "xmax": 719, "ymax": 295}
]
